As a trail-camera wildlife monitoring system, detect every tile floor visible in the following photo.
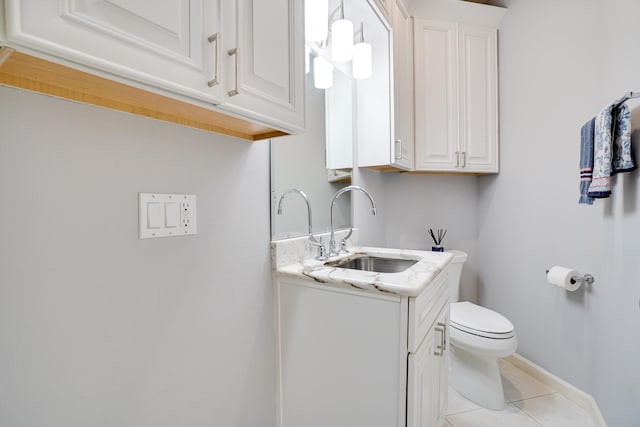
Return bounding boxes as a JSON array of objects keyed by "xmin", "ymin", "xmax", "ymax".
[{"xmin": 445, "ymin": 359, "xmax": 595, "ymax": 427}]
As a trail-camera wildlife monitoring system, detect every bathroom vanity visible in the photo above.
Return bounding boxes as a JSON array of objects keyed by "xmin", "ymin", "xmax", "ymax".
[{"xmin": 272, "ymin": 235, "xmax": 453, "ymax": 427}]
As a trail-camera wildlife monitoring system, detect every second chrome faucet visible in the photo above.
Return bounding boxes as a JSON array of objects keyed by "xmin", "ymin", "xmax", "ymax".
[{"xmin": 329, "ymin": 185, "xmax": 376, "ymax": 257}]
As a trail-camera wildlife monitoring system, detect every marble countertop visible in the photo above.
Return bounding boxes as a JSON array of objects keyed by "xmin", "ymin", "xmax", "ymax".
[{"xmin": 275, "ymin": 246, "xmax": 453, "ymax": 297}]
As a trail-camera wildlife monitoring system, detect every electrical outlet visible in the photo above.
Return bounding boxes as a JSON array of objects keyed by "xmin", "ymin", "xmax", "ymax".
[
  {"xmin": 181, "ymin": 200, "xmax": 192, "ymax": 227},
  {"xmin": 139, "ymin": 193, "xmax": 197, "ymax": 239}
]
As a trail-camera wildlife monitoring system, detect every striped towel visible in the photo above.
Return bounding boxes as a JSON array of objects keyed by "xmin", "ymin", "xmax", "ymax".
[{"xmin": 579, "ymin": 118, "xmax": 595, "ymax": 205}]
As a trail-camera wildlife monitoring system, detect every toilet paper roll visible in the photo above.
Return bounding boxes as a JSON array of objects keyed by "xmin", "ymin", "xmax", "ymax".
[{"xmin": 546, "ymin": 265, "xmax": 581, "ymax": 291}]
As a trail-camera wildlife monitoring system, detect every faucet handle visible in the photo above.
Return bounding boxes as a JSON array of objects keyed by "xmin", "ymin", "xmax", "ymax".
[
  {"xmin": 309, "ymin": 235, "xmax": 328, "ymax": 261},
  {"xmin": 339, "ymin": 227, "xmax": 353, "ymax": 254}
]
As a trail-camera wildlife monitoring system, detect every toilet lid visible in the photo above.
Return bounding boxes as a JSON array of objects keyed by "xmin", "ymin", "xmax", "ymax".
[{"xmin": 450, "ymin": 302, "xmax": 515, "ymax": 339}]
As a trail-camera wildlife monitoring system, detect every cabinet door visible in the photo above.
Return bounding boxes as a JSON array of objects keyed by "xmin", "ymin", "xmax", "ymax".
[
  {"xmin": 458, "ymin": 23, "xmax": 498, "ymax": 173},
  {"xmin": 407, "ymin": 303, "xmax": 450, "ymax": 427},
  {"xmin": 220, "ymin": 0, "xmax": 304, "ymax": 133},
  {"xmin": 390, "ymin": 0, "xmax": 414, "ymax": 170},
  {"xmin": 413, "ymin": 19, "xmax": 459, "ymax": 171},
  {"xmin": 407, "ymin": 323, "xmax": 438, "ymax": 427},
  {"xmin": 5, "ymin": 0, "xmax": 223, "ymax": 104},
  {"xmin": 435, "ymin": 307, "xmax": 450, "ymax": 426}
]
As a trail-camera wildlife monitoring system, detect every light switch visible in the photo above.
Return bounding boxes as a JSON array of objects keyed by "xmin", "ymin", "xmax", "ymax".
[
  {"xmin": 165, "ymin": 202, "xmax": 179, "ymax": 228},
  {"xmin": 139, "ymin": 193, "xmax": 197, "ymax": 239},
  {"xmin": 147, "ymin": 203, "xmax": 162, "ymax": 229}
]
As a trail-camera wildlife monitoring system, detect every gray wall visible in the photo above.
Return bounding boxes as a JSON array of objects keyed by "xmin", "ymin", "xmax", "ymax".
[
  {"xmin": 477, "ymin": 0, "xmax": 640, "ymax": 425},
  {"xmin": 354, "ymin": 171, "xmax": 479, "ymax": 301},
  {"xmin": 0, "ymin": 87, "xmax": 276, "ymax": 427}
]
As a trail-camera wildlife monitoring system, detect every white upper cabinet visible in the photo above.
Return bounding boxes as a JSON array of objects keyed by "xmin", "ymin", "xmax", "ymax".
[
  {"xmin": 391, "ymin": 0, "xmax": 414, "ymax": 170},
  {"xmin": 4, "ymin": 0, "xmax": 224, "ymax": 104},
  {"xmin": 2, "ymin": 0, "xmax": 304, "ymax": 134},
  {"xmin": 414, "ymin": 18, "xmax": 499, "ymax": 173},
  {"xmin": 220, "ymin": 0, "xmax": 304, "ymax": 132},
  {"xmin": 355, "ymin": 0, "xmax": 394, "ymax": 169}
]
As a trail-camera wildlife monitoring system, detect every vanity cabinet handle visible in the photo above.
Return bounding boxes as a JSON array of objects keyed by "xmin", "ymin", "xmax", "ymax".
[
  {"xmin": 395, "ymin": 139, "xmax": 402, "ymax": 160},
  {"xmin": 434, "ymin": 324, "xmax": 445, "ymax": 356},
  {"xmin": 228, "ymin": 48, "xmax": 239, "ymax": 97},
  {"xmin": 207, "ymin": 33, "xmax": 220, "ymax": 87},
  {"xmin": 461, "ymin": 151, "xmax": 466, "ymax": 168},
  {"xmin": 438, "ymin": 321, "xmax": 447, "ymax": 351},
  {"xmin": 455, "ymin": 151, "xmax": 460, "ymax": 167}
]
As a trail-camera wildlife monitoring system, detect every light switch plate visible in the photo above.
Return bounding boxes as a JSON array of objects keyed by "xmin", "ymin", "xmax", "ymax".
[{"xmin": 139, "ymin": 193, "xmax": 197, "ymax": 239}]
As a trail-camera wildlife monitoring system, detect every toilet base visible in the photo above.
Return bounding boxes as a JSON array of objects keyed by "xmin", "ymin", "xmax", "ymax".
[{"xmin": 450, "ymin": 345, "xmax": 507, "ymax": 410}]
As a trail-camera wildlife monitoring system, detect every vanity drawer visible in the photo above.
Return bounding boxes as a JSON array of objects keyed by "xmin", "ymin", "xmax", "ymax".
[{"xmin": 407, "ymin": 270, "xmax": 449, "ymax": 353}]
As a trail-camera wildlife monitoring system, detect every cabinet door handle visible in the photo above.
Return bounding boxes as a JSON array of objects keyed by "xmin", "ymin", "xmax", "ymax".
[
  {"xmin": 395, "ymin": 139, "xmax": 402, "ymax": 160},
  {"xmin": 438, "ymin": 321, "xmax": 447, "ymax": 351},
  {"xmin": 461, "ymin": 151, "xmax": 466, "ymax": 168},
  {"xmin": 434, "ymin": 325, "xmax": 445, "ymax": 356},
  {"xmin": 207, "ymin": 33, "xmax": 220, "ymax": 87},
  {"xmin": 227, "ymin": 48, "xmax": 239, "ymax": 97},
  {"xmin": 455, "ymin": 151, "xmax": 460, "ymax": 167}
]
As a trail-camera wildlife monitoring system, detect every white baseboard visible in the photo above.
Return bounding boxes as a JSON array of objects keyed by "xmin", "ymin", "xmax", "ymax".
[{"xmin": 504, "ymin": 353, "xmax": 607, "ymax": 427}]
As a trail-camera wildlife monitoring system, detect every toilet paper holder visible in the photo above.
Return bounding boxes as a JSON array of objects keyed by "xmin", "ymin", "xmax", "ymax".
[{"xmin": 545, "ymin": 269, "xmax": 595, "ymax": 285}]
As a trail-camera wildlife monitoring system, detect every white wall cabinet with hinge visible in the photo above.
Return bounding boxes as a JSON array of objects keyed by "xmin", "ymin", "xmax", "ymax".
[
  {"xmin": 275, "ymin": 268, "xmax": 450, "ymax": 427},
  {"xmin": 1, "ymin": 0, "xmax": 304, "ymax": 134},
  {"xmin": 390, "ymin": 0, "xmax": 414, "ymax": 170},
  {"xmin": 414, "ymin": 18, "xmax": 499, "ymax": 173},
  {"xmin": 219, "ymin": 0, "xmax": 304, "ymax": 133}
]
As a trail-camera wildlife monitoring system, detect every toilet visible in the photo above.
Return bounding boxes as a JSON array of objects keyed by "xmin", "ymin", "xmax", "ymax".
[{"xmin": 446, "ymin": 250, "xmax": 517, "ymax": 410}]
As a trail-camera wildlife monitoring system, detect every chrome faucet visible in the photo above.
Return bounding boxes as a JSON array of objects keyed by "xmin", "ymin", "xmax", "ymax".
[
  {"xmin": 277, "ymin": 189, "xmax": 326, "ymax": 260},
  {"xmin": 329, "ymin": 186, "xmax": 377, "ymax": 257}
]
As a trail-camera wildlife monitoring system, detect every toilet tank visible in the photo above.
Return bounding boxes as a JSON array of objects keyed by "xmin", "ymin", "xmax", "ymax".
[{"xmin": 445, "ymin": 250, "xmax": 468, "ymax": 302}]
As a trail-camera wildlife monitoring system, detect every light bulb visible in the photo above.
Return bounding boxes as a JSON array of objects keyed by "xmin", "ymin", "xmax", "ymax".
[
  {"xmin": 313, "ymin": 56, "xmax": 334, "ymax": 89},
  {"xmin": 331, "ymin": 19, "xmax": 354, "ymax": 62},
  {"xmin": 352, "ymin": 42, "xmax": 372, "ymax": 79},
  {"xmin": 305, "ymin": 0, "xmax": 328, "ymax": 42}
]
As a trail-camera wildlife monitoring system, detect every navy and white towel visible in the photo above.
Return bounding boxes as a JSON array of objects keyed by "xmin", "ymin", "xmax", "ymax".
[{"xmin": 582, "ymin": 101, "xmax": 635, "ymax": 203}]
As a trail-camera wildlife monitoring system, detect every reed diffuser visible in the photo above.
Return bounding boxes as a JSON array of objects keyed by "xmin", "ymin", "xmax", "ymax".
[{"xmin": 428, "ymin": 228, "xmax": 447, "ymax": 252}]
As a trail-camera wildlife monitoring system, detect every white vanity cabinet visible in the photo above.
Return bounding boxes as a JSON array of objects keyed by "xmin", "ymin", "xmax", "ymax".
[
  {"xmin": 413, "ymin": 18, "xmax": 499, "ymax": 173},
  {"xmin": 1, "ymin": 0, "xmax": 304, "ymax": 133},
  {"xmin": 275, "ymin": 269, "xmax": 450, "ymax": 427}
]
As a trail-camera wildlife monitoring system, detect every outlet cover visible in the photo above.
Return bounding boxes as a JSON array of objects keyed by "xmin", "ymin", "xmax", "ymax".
[{"xmin": 139, "ymin": 193, "xmax": 197, "ymax": 239}]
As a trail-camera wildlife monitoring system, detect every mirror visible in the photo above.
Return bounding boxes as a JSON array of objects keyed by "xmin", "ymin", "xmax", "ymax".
[
  {"xmin": 270, "ymin": 0, "xmax": 391, "ymax": 241},
  {"xmin": 270, "ymin": 70, "xmax": 353, "ymax": 240}
]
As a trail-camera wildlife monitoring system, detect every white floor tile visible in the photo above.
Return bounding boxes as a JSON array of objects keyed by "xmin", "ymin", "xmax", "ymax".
[
  {"xmin": 499, "ymin": 359, "xmax": 556, "ymax": 402},
  {"xmin": 446, "ymin": 386, "xmax": 482, "ymax": 415},
  {"xmin": 513, "ymin": 393, "xmax": 596, "ymax": 427},
  {"xmin": 447, "ymin": 404, "xmax": 542, "ymax": 427}
]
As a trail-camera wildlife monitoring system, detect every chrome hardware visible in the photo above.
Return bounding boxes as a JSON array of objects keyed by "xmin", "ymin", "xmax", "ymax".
[
  {"xmin": 311, "ymin": 237, "xmax": 328, "ymax": 261},
  {"xmin": 277, "ymin": 189, "xmax": 326, "ymax": 260},
  {"xmin": 438, "ymin": 321, "xmax": 447, "ymax": 351},
  {"xmin": 461, "ymin": 151, "xmax": 466, "ymax": 167},
  {"xmin": 455, "ymin": 151, "xmax": 460, "ymax": 167},
  {"xmin": 207, "ymin": 33, "xmax": 220, "ymax": 87},
  {"xmin": 434, "ymin": 324, "xmax": 446, "ymax": 356},
  {"xmin": 329, "ymin": 186, "xmax": 376, "ymax": 257},
  {"xmin": 228, "ymin": 48, "xmax": 239, "ymax": 97},
  {"xmin": 339, "ymin": 227, "xmax": 353, "ymax": 254},
  {"xmin": 395, "ymin": 139, "xmax": 402, "ymax": 160}
]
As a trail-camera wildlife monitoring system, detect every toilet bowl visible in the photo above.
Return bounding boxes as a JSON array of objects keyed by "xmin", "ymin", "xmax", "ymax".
[{"xmin": 446, "ymin": 251, "xmax": 517, "ymax": 410}]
